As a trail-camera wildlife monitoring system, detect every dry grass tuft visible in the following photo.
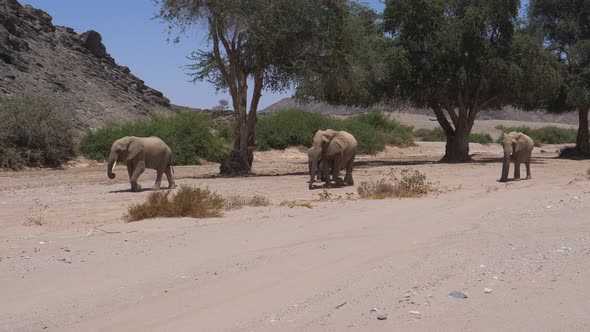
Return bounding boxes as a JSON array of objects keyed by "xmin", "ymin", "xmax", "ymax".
[
  {"xmin": 224, "ymin": 194, "xmax": 271, "ymax": 211},
  {"xmin": 280, "ymin": 200, "xmax": 314, "ymax": 209},
  {"xmin": 357, "ymin": 168, "xmax": 438, "ymax": 199},
  {"xmin": 569, "ymin": 168, "xmax": 590, "ymax": 184},
  {"xmin": 125, "ymin": 185, "xmax": 225, "ymax": 222}
]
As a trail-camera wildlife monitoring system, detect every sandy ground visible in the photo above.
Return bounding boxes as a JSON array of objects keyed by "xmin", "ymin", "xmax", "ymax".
[{"xmin": 1, "ymin": 139, "xmax": 590, "ymax": 331}]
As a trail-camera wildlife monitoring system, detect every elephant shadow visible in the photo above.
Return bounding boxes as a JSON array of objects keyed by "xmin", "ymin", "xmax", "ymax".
[{"xmin": 108, "ymin": 187, "xmax": 175, "ymax": 194}]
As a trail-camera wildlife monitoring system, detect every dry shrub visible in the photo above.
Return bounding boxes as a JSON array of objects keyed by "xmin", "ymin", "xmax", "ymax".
[
  {"xmin": 224, "ymin": 194, "xmax": 271, "ymax": 210},
  {"xmin": 569, "ymin": 168, "xmax": 590, "ymax": 184},
  {"xmin": 357, "ymin": 168, "xmax": 438, "ymax": 199},
  {"xmin": 125, "ymin": 185, "xmax": 224, "ymax": 222},
  {"xmin": 0, "ymin": 94, "xmax": 76, "ymax": 169}
]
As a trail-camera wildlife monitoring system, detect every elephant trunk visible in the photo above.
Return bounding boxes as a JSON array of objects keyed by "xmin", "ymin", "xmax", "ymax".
[
  {"xmin": 107, "ymin": 153, "xmax": 117, "ymax": 179},
  {"xmin": 309, "ymin": 158, "xmax": 318, "ymax": 190},
  {"xmin": 500, "ymin": 148, "xmax": 511, "ymax": 182}
]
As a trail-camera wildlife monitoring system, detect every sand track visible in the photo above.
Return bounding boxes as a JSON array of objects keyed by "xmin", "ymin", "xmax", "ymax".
[{"xmin": 1, "ymin": 142, "xmax": 590, "ymax": 331}]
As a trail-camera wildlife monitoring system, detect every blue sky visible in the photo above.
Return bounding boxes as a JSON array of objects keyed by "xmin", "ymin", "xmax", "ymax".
[{"xmin": 20, "ymin": 0, "xmax": 384, "ymax": 110}]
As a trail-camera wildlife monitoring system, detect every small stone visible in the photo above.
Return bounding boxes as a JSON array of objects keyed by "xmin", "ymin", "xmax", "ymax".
[
  {"xmin": 377, "ymin": 314, "xmax": 387, "ymax": 320},
  {"xmin": 449, "ymin": 291, "xmax": 468, "ymax": 299},
  {"xmin": 408, "ymin": 310, "xmax": 421, "ymax": 315},
  {"xmin": 482, "ymin": 288, "xmax": 494, "ymax": 293}
]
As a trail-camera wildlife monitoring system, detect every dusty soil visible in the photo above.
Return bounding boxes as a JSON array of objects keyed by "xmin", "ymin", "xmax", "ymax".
[{"xmin": 1, "ymin": 141, "xmax": 590, "ymax": 331}]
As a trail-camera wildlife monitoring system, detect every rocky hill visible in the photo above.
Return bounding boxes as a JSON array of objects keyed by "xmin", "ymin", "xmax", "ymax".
[{"xmin": 0, "ymin": 0, "xmax": 174, "ymax": 130}]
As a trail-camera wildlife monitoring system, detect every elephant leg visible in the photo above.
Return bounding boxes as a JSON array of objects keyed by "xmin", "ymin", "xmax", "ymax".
[
  {"xmin": 127, "ymin": 163, "xmax": 133, "ymax": 180},
  {"xmin": 130, "ymin": 162, "xmax": 145, "ymax": 192},
  {"xmin": 153, "ymin": 170, "xmax": 163, "ymax": 190},
  {"xmin": 332, "ymin": 157, "xmax": 343, "ymax": 186},
  {"xmin": 525, "ymin": 161, "xmax": 532, "ymax": 179},
  {"xmin": 165, "ymin": 165, "xmax": 176, "ymax": 189},
  {"xmin": 344, "ymin": 157, "xmax": 354, "ymax": 186},
  {"xmin": 514, "ymin": 161, "xmax": 521, "ymax": 180}
]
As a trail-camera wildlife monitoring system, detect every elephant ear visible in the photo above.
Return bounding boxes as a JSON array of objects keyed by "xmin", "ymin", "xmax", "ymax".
[
  {"xmin": 126, "ymin": 138, "xmax": 144, "ymax": 160},
  {"xmin": 514, "ymin": 134, "xmax": 528, "ymax": 153},
  {"xmin": 321, "ymin": 129, "xmax": 337, "ymax": 144}
]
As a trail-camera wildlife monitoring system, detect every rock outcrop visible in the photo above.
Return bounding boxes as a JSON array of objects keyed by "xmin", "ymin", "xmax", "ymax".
[{"xmin": 0, "ymin": 0, "xmax": 173, "ymax": 130}]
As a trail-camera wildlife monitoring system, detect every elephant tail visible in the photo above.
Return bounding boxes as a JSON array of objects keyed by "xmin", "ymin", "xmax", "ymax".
[{"xmin": 169, "ymin": 158, "xmax": 175, "ymax": 174}]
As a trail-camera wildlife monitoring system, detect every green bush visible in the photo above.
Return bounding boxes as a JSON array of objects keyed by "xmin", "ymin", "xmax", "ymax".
[
  {"xmin": 351, "ymin": 111, "xmax": 415, "ymax": 147},
  {"xmin": 255, "ymin": 109, "xmax": 335, "ymax": 151},
  {"xmin": 340, "ymin": 117, "xmax": 386, "ymax": 154},
  {"xmin": 495, "ymin": 125, "xmax": 576, "ymax": 146},
  {"xmin": 420, "ymin": 128, "xmax": 447, "ymax": 142},
  {"xmin": 0, "ymin": 94, "xmax": 76, "ymax": 169},
  {"xmin": 255, "ymin": 109, "xmax": 414, "ymax": 154},
  {"xmin": 421, "ymin": 128, "xmax": 493, "ymax": 144},
  {"xmin": 81, "ymin": 111, "xmax": 228, "ymax": 165},
  {"xmin": 468, "ymin": 133, "xmax": 494, "ymax": 144}
]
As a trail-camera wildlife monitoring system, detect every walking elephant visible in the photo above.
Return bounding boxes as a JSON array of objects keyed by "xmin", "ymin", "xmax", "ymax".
[
  {"xmin": 499, "ymin": 131, "xmax": 534, "ymax": 182},
  {"xmin": 308, "ymin": 129, "xmax": 357, "ymax": 189},
  {"xmin": 107, "ymin": 136, "xmax": 176, "ymax": 192}
]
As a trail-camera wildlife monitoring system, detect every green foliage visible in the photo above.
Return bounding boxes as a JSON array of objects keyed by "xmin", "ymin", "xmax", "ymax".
[
  {"xmin": 530, "ymin": 0, "xmax": 590, "ymax": 109},
  {"xmin": 255, "ymin": 109, "xmax": 415, "ymax": 154},
  {"xmin": 255, "ymin": 110, "xmax": 334, "ymax": 151},
  {"xmin": 468, "ymin": 133, "xmax": 494, "ymax": 144},
  {"xmin": 495, "ymin": 125, "xmax": 577, "ymax": 146},
  {"xmin": 0, "ymin": 94, "xmax": 76, "ymax": 169},
  {"xmin": 351, "ymin": 111, "xmax": 415, "ymax": 147},
  {"xmin": 420, "ymin": 128, "xmax": 447, "ymax": 142},
  {"xmin": 420, "ymin": 128, "xmax": 493, "ymax": 144},
  {"xmin": 81, "ymin": 111, "xmax": 228, "ymax": 165}
]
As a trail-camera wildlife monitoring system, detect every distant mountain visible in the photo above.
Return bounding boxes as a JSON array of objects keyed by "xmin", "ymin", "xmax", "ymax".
[{"xmin": 0, "ymin": 0, "xmax": 174, "ymax": 130}]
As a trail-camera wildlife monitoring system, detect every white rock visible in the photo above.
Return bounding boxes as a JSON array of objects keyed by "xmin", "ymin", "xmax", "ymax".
[{"xmin": 482, "ymin": 288, "xmax": 494, "ymax": 293}]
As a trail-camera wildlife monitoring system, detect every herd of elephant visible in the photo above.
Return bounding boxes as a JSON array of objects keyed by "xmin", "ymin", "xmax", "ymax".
[{"xmin": 107, "ymin": 130, "xmax": 534, "ymax": 192}]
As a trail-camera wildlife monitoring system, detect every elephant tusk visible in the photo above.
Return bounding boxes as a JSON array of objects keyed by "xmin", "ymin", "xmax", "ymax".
[{"xmin": 111, "ymin": 160, "xmax": 117, "ymax": 173}]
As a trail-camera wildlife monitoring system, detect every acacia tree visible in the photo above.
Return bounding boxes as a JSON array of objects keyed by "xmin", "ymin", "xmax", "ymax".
[
  {"xmin": 383, "ymin": 0, "xmax": 561, "ymax": 162},
  {"xmin": 155, "ymin": 0, "xmax": 361, "ymax": 175},
  {"xmin": 530, "ymin": 0, "xmax": 590, "ymax": 152}
]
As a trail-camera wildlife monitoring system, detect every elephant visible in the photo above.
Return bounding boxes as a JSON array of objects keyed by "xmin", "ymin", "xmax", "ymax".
[
  {"xmin": 107, "ymin": 136, "xmax": 177, "ymax": 192},
  {"xmin": 308, "ymin": 129, "xmax": 357, "ymax": 189},
  {"xmin": 499, "ymin": 131, "xmax": 534, "ymax": 182}
]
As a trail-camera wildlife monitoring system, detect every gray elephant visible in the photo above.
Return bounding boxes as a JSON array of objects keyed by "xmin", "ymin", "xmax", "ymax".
[
  {"xmin": 499, "ymin": 131, "xmax": 534, "ymax": 182},
  {"xmin": 107, "ymin": 136, "xmax": 176, "ymax": 192},
  {"xmin": 308, "ymin": 129, "xmax": 357, "ymax": 189}
]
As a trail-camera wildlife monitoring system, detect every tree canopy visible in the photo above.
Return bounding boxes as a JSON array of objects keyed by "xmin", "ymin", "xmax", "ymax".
[
  {"xmin": 530, "ymin": 0, "xmax": 590, "ymax": 152},
  {"xmin": 155, "ymin": 0, "xmax": 378, "ymax": 174},
  {"xmin": 380, "ymin": 0, "xmax": 561, "ymax": 162}
]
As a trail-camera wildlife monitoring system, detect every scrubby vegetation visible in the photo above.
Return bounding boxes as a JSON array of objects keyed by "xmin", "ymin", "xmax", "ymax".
[
  {"xmin": 254, "ymin": 109, "xmax": 414, "ymax": 154},
  {"xmin": 495, "ymin": 125, "xmax": 576, "ymax": 146},
  {"xmin": 125, "ymin": 185, "xmax": 225, "ymax": 221},
  {"xmin": 81, "ymin": 111, "xmax": 228, "ymax": 165},
  {"xmin": 419, "ymin": 128, "xmax": 493, "ymax": 144},
  {"xmin": 125, "ymin": 186, "xmax": 274, "ymax": 222},
  {"xmin": 224, "ymin": 195, "xmax": 271, "ymax": 210},
  {"xmin": 357, "ymin": 168, "xmax": 438, "ymax": 199},
  {"xmin": 0, "ymin": 94, "xmax": 76, "ymax": 170}
]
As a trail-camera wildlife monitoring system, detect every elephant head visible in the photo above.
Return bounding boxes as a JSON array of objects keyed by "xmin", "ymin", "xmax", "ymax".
[
  {"xmin": 107, "ymin": 136, "xmax": 142, "ymax": 179},
  {"xmin": 309, "ymin": 129, "xmax": 336, "ymax": 189}
]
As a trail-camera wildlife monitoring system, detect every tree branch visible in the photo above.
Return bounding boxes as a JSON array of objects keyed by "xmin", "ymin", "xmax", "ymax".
[
  {"xmin": 441, "ymin": 97, "xmax": 459, "ymax": 129},
  {"xmin": 431, "ymin": 102, "xmax": 455, "ymax": 136}
]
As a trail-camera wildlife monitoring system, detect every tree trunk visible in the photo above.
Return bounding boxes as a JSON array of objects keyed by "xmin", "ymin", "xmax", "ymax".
[
  {"xmin": 220, "ymin": 92, "xmax": 252, "ymax": 176},
  {"xmin": 576, "ymin": 106, "xmax": 590, "ymax": 152},
  {"xmin": 442, "ymin": 130, "xmax": 471, "ymax": 163}
]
